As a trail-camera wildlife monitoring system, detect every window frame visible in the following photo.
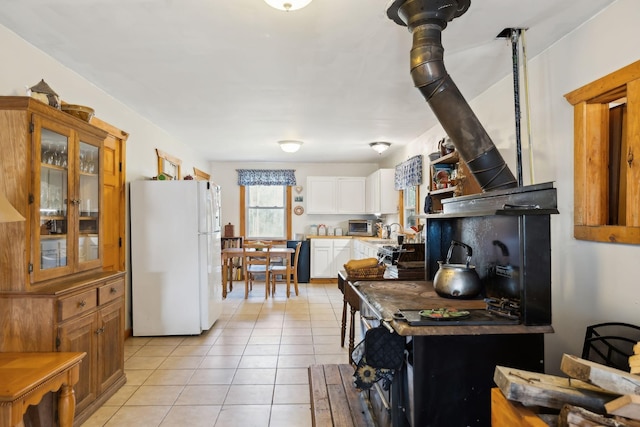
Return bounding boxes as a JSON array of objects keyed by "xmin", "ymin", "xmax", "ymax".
[
  {"xmin": 564, "ymin": 60, "xmax": 640, "ymax": 244},
  {"xmin": 399, "ymin": 185, "xmax": 420, "ymax": 229},
  {"xmin": 239, "ymin": 185, "xmax": 292, "ymax": 241}
]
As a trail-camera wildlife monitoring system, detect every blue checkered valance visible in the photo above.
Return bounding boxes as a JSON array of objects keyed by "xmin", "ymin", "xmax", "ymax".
[
  {"xmin": 236, "ymin": 169, "xmax": 297, "ymax": 186},
  {"xmin": 394, "ymin": 155, "xmax": 423, "ymax": 190}
]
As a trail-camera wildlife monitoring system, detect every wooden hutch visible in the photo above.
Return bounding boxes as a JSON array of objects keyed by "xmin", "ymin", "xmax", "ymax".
[{"xmin": 0, "ymin": 97, "xmax": 127, "ymax": 425}]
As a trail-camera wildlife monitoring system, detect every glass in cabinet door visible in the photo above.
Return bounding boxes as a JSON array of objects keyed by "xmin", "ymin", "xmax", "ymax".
[
  {"xmin": 78, "ymin": 142, "xmax": 99, "ymax": 263},
  {"xmin": 39, "ymin": 128, "xmax": 70, "ymax": 271}
]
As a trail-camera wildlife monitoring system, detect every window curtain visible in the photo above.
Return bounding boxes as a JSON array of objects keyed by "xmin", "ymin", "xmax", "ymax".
[
  {"xmin": 394, "ymin": 155, "xmax": 423, "ymax": 190},
  {"xmin": 236, "ymin": 169, "xmax": 297, "ymax": 186}
]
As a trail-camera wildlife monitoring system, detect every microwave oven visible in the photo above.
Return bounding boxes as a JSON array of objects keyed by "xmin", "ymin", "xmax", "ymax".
[{"xmin": 348, "ymin": 219, "xmax": 376, "ymax": 236}]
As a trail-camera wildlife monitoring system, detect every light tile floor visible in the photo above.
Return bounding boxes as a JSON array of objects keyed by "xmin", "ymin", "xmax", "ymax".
[{"xmin": 81, "ymin": 281, "xmax": 361, "ymax": 427}]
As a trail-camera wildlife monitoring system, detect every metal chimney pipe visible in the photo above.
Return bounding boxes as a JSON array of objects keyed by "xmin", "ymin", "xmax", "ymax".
[{"xmin": 387, "ymin": 0, "xmax": 517, "ymax": 191}]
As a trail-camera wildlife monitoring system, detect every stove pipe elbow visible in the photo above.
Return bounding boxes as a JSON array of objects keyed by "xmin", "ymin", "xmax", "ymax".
[{"xmin": 388, "ymin": 0, "xmax": 517, "ymax": 191}]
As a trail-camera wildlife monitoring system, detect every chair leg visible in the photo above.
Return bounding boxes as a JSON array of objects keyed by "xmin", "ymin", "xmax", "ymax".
[
  {"xmin": 244, "ymin": 273, "xmax": 249, "ymax": 299},
  {"xmin": 286, "ymin": 269, "xmax": 291, "ymax": 298},
  {"xmin": 349, "ymin": 306, "xmax": 357, "ymax": 364},
  {"xmin": 341, "ymin": 300, "xmax": 347, "ymax": 347}
]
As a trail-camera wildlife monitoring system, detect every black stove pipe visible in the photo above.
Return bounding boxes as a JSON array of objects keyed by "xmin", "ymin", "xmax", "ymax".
[{"xmin": 387, "ymin": 0, "xmax": 517, "ymax": 191}]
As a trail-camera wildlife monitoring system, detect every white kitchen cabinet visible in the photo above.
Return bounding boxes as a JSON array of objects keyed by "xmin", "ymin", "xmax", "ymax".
[
  {"xmin": 353, "ymin": 239, "xmax": 383, "ymax": 261},
  {"xmin": 310, "ymin": 238, "xmax": 352, "ymax": 278},
  {"xmin": 336, "ymin": 178, "xmax": 366, "ymax": 214},
  {"xmin": 307, "ymin": 176, "xmax": 366, "ymax": 214},
  {"xmin": 366, "ymin": 168, "xmax": 398, "ymax": 215}
]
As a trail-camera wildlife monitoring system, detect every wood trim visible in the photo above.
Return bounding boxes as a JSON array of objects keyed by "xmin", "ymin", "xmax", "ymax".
[
  {"xmin": 155, "ymin": 149, "xmax": 182, "ymax": 179},
  {"xmin": 627, "ymin": 79, "xmax": 640, "ymax": 227},
  {"xmin": 564, "ymin": 59, "xmax": 640, "ymax": 105},
  {"xmin": 574, "ymin": 225, "xmax": 640, "ymax": 244},
  {"xmin": 193, "ymin": 167, "xmax": 210, "ymax": 181},
  {"xmin": 286, "ymin": 186, "xmax": 292, "ymax": 239},
  {"xmin": 566, "ymin": 60, "xmax": 640, "ymax": 244},
  {"xmin": 239, "ymin": 186, "xmax": 246, "ymax": 238},
  {"xmin": 398, "ymin": 189, "xmax": 405, "ymax": 225}
]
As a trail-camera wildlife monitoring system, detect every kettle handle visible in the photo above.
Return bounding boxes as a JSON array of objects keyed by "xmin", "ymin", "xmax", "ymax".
[{"xmin": 446, "ymin": 240, "xmax": 473, "ymax": 267}]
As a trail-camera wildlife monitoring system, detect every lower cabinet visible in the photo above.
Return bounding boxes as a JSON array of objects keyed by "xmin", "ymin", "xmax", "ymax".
[
  {"xmin": 311, "ymin": 238, "xmax": 352, "ymax": 278},
  {"xmin": 352, "ymin": 239, "xmax": 381, "ymax": 260},
  {"xmin": 57, "ymin": 291, "xmax": 125, "ymax": 415},
  {"xmin": 0, "ymin": 271, "xmax": 126, "ymax": 426}
]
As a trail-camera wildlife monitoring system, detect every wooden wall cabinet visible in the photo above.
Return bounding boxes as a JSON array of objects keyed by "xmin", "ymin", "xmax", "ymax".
[{"xmin": 0, "ymin": 97, "xmax": 127, "ymax": 425}]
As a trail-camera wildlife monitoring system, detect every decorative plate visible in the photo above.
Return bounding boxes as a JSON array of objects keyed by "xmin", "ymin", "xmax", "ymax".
[
  {"xmin": 295, "ymin": 185, "xmax": 303, "ymax": 194},
  {"xmin": 419, "ymin": 308, "xmax": 470, "ymax": 320},
  {"xmin": 294, "ymin": 205, "xmax": 304, "ymax": 216}
]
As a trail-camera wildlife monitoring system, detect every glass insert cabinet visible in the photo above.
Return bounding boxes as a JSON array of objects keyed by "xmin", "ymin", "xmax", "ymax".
[{"xmin": 32, "ymin": 112, "xmax": 104, "ymax": 282}]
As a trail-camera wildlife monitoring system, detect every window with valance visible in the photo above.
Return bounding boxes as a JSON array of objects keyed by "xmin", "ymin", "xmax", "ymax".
[
  {"xmin": 236, "ymin": 169, "xmax": 297, "ymax": 186},
  {"xmin": 394, "ymin": 155, "xmax": 423, "ymax": 190}
]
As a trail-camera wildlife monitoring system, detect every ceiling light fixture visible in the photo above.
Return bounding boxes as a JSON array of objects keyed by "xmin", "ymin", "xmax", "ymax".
[
  {"xmin": 264, "ymin": 0, "xmax": 313, "ymax": 11},
  {"xmin": 279, "ymin": 140, "xmax": 303, "ymax": 153},
  {"xmin": 369, "ymin": 142, "xmax": 391, "ymax": 154}
]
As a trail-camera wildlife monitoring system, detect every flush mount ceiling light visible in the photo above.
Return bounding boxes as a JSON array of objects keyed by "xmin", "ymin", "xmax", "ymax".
[
  {"xmin": 264, "ymin": 0, "xmax": 313, "ymax": 11},
  {"xmin": 369, "ymin": 142, "xmax": 391, "ymax": 154},
  {"xmin": 279, "ymin": 140, "xmax": 303, "ymax": 153}
]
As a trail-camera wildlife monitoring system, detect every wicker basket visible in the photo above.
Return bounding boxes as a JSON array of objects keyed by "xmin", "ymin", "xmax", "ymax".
[{"xmin": 344, "ymin": 264, "xmax": 386, "ymax": 280}]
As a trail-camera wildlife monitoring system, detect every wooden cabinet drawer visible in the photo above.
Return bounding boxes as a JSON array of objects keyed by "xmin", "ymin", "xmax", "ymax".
[
  {"xmin": 99, "ymin": 279, "xmax": 125, "ymax": 305},
  {"xmin": 59, "ymin": 289, "xmax": 97, "ymax": 321}
]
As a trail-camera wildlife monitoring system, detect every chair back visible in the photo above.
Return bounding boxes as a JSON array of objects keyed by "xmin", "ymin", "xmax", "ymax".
[
  {"xmin": 243, "ymin": 241, "xmax": 273, "ymax": 268},
  {"xmin": 291, "ymin": 242, "xmax": 302, "ymax": 279},
  {"xmin": 581, "ymin": 322, "xmax": 640, "ymax": 371}
]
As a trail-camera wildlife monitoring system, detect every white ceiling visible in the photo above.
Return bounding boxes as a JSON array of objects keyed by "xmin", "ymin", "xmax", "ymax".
[{"xmin": 0, "ymin": 0, "xmax": 614, "ymax": 164}]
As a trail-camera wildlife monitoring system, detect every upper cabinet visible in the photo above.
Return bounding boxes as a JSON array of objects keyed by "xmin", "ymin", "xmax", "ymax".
[
  {"xmin": 307, "ymin": 176, "xmax": 366, "ymax": 214},
  {"xmin": 0, "ymin": 97, "xmax": 108, "ymax": 288},
  {"xmin": 366, "ymin": 168, "xmax": 397, "ymax": 215}
]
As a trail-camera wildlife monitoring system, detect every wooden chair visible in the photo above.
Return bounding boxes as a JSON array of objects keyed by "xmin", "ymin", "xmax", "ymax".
[
  {"xmin": 270, "ymin": 241, "xmax": 301, "ymax": 297},
  {"xmin": 243, "ymin": 241, "xmax": 272, "ymax": 299}
]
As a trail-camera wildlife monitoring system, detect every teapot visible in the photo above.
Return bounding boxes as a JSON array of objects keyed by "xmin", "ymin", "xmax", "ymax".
[{"xmin": 438, "ymin": 137, "xmax": 455, "ymax": 156}]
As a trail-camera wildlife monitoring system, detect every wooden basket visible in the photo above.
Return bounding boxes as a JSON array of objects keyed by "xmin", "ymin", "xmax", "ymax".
[{"xmin": 344, "ymin": 264, "xmax": 386, "ymax": 280}]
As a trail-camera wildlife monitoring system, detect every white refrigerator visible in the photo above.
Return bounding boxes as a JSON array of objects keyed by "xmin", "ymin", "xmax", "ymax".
[{"xmin": 130, "ymin": 180, "xmax": 223, "ymax": 336}]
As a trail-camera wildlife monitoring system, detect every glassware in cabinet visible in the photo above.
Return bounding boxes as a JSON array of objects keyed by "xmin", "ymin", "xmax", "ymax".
[{"xmin": 31, "ymin": 112, "xmax": 104, "ymax": 283}]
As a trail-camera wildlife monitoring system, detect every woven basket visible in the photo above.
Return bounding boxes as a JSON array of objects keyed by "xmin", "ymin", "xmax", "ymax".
[{"xmin": 344, "ymin": 264, "xmax": 386, "ymax": 280}]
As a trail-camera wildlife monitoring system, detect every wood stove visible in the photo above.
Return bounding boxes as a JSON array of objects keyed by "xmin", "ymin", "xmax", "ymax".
[{"xmin": 425, "ymin": 181, "xmax": 558, "ymax": 325}]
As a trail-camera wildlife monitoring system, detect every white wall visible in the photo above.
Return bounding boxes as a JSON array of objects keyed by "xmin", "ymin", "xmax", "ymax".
[
  {"xmin": 0, "ymin": 24, "xmax": 212, "ymax": 330},
  {"xmin": 386, "ymin": 0, "xmax": 640, "ymax": 374},
  {"xmin": 210, "ymin": 161, "xmax": 379, "ymax": 237}
]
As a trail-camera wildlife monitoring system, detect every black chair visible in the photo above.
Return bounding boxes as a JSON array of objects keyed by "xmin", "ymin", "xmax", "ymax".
[{"xmin": 581, "ymin": 322, "xmax": 640, "ymax": 371}]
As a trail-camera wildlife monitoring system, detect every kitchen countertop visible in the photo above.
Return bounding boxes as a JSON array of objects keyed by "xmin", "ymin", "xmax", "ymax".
[
  {"xmin": 350, "ymin": 280, "xmax": 554, "ymax": 336},
  {"xmin": 305, "ymin": 235, "xmax": 397, "ymax": 244}
]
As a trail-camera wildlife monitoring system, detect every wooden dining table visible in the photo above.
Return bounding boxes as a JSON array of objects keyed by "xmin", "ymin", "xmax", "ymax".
[{"xmin": 221, "ymin": 246, "xmax": 294, "ymax": 298}]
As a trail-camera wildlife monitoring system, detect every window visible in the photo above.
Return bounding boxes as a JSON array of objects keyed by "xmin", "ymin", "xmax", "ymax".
[
  {"xmin": 565, "ymin": 60, "xmax": 640, "ymax": 244},
  {"xmin": 236, "ymin": 169, "xmax": 295, "ymax": 241},
  {"xmin": 402, "ymin": 186, "xmax": 419, "ymax": 229},
  {"xmin": 245, "ymin": 185, "xmax": 285, "ymax": 239},
  {"xmin": 239, "ymin": 186, "xmax": 292, "ymax": 240}
]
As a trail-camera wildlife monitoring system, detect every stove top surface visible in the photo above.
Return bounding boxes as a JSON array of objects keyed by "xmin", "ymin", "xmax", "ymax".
[{"xmin": 394, "ymin": 308, "xmax": 519, "ymax": 326}]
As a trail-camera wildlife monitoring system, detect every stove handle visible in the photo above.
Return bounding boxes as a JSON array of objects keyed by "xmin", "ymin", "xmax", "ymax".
[{"xmin": 361, "ymin": 315, "xmax": 395, "ymax": 333}]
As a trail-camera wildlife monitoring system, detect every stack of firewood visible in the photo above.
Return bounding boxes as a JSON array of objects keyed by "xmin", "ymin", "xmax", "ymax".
[
  {"xmin": 494, "ymin": 346, "xmax": 640, "ymax": 426},
  {"xmin": 630, "ymin": 342, "xmax": 640, "ymax": 375}
]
